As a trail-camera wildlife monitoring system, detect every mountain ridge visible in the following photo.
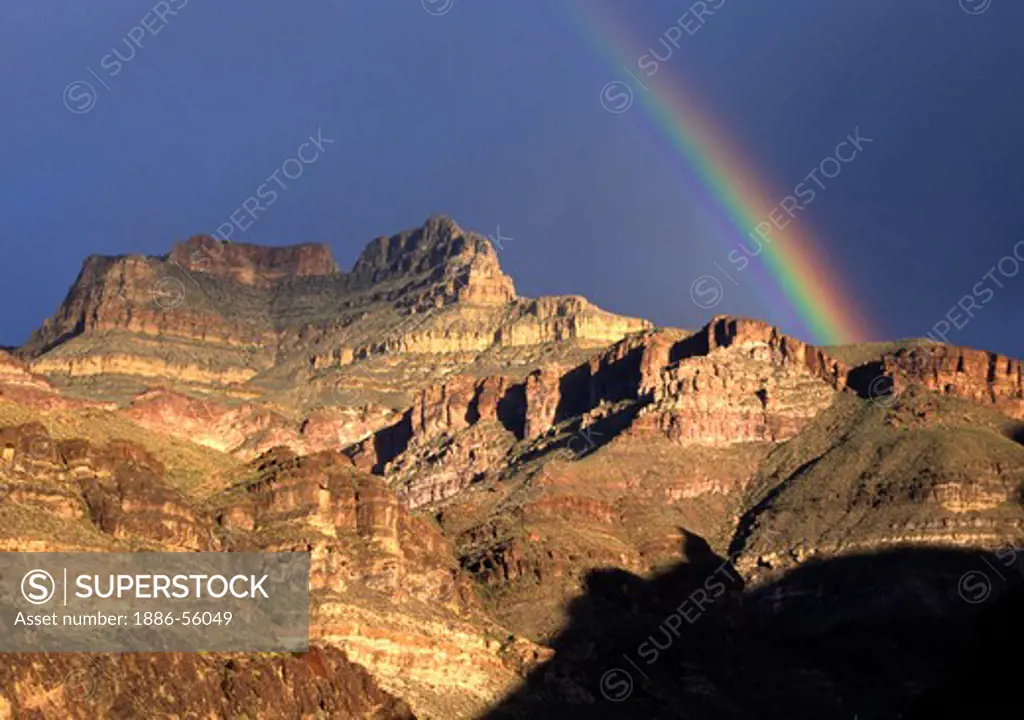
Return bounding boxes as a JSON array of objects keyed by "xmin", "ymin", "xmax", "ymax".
[{"xmin": 1, "ymin": 217, "xmax": 1022, "ymax": 717}]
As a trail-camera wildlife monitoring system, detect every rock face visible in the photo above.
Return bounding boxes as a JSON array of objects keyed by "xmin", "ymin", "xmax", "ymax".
[
  {"xmin": 0, "ymin": 350, "xmax": 33, "ymax": 381},
  {"xmin": 24, "ymin": 216, "xmax": 642, "ymax": 364},
  {"xmin": 884, "ymin": 344, "xmax": 1023, "ymax": 419},
  {"xmin": 0, "ymin": 422, "xmax": 535, "ymax": 718},
  {"xmin": 5, "ymin": 219, "xmax": 1024, "ymax": 718},
  {"xmin": 405, "ymin": 316, "xmax": 848, "ymax": 450},
  {"xmin": 632, "ymin": 317, "xmax": 845, "ymax": 446},
  {"xmin": 0, "ymin": 423, "xmax": 213, "ymax": 551},
  {"xmin": 0, "ymin": 647, "xmax": 413, "ymax": 719},
  {"xmin": 17, "ymin": 216, "xmax": 651, "ymax": 477},
  {"xmin": 373, "ymin": 376, "xmax": 522, "ymax": 508},
  {"xmin": 23, "ymin": 252, "xmax": 274, "ymax": 357},
  {"xmin": 21, "ymin": 217, "xmax": 649, "ymax": 454},
  {"xmin": 352, "ymin": 215, "xmax": 517, "ymax": 308},
  {"xmin": 219, "ymin": 446, "xmax": 548, "ymax": 715},
  {"xmin": 0, "ymin": 348, "xmax": 103, "ymax": 413},
  {"xmin": 122, "ymin": 388, "xmax": 402, "ymax": 460},
  {"xmin": 362, "ymin": 312, "xmax": 1023, "ymax": 656},
  {"xmin": 170, "ymin": 235, "xmax": 339, "ymax": 286}
]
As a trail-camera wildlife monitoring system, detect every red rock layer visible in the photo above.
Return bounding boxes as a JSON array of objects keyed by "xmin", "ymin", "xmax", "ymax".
[
  {"xmin": 885, "ymin": 345, "xmax": 1023, "ymax": 419},
  {"xmin": 0, "ymin": 423, "xmax": 213, "ymax": 550},
  {"xmin": 168, "ymin": 235, "xmax": 339, "ymax": 287},
  {"xmin": 0, "ymin": 647, "xmax": 413, "ymax": 719}
]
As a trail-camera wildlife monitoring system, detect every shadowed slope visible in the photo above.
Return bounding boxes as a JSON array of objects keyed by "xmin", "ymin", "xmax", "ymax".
[{"xmin": 485, "ymin": 541, "xmax": 1023, "ymax": 719}]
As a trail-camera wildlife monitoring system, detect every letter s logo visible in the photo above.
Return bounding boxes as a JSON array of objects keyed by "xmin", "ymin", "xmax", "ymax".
[{"xmin": 22, "ymin": 569, "xmax": 56, "ymax": 605}]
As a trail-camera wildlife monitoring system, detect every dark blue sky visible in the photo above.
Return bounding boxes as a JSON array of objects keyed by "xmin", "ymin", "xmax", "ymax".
[{"xmin": 1, "ymin": 0, "xmax": 1022, "ymax": 356}]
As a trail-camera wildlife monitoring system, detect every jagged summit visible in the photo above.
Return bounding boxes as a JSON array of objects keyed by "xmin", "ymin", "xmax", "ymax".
[
  {"xmin": 20, "ymin": 216, "xmax": 649, "ymax": 404},
  {"xmin": 161, "ymin": 216, "xmax": 500, "ymax": 290},
  {"xmin": 354, "ymin": 216, "xmax": 479, "ymax": 278},
  {"xmin": 350, "ymin": 215, "xmax": 516, "ymax": 307}
]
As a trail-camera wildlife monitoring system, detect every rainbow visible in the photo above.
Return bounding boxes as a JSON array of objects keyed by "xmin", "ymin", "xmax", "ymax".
[{"xmin": 558, "ymin": 2, "xmax": 875, "ymax": 346}]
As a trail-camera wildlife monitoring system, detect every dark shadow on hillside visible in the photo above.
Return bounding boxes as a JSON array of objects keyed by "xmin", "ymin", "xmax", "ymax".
[
  {"xmin": 574, "ymin": 403, "xmax": 643, "ymax": 455},
  {"xmin": 513, "ymin": 401, "xmax": 643, "ymax": 471},
  {"xmin": 483, "ymin": 537, "xmax": 1024, "ymax": 719},
  {"xmin": 19, "ymin": 319, "xmax": 87, "ymax": 358},
  {"xmin": 496, "ymin": 384, "xmax": 527, "ymax": 440},
  {"xmin": 370, "ymin": 410, "xmax": 412, "ymax": 474},
  {"xmin": 844, "ymin": 360, "xmax": 888, "ymax": 399},
  {"xmin": 669, "ymin": 332, "xmax": 711, "ymax": 364},
  {"xmin": 1004, "ymin": 422, "xmax": 1024, "ymax": 447},
  {"xmin": 906, "ymin": 580, "xmax": 1023, "ymax": 718},
  {"xmin": 554, "ymin": 364, "xmax": 592, "ymax": 424},
  {"xmin": 587, "ymin": 347, "xmax": 646, "ymax": 407}
]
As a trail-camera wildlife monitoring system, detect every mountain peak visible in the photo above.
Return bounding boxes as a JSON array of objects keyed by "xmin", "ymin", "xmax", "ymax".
[{"xmin": 351, "ymin": 216, "xmax": 515, "ymax": 302}]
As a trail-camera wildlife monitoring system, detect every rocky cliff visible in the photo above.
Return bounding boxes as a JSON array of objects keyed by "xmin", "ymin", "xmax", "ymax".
[
  {"xmin": 883, "ymin": 343, "xmax": 1023, "ymax": 419},
  {"xmin": 4, "ymin": 219, "xmax": 1023, "ymax": 718},
  {"xmin": 171, "ymin": 235, "xmax": 339, "ymax": 286},
  {"xmin": 0, "ymin": 648, "xmax": 414, "ymax": 719},
  {"xmin": 0, "ymin": 421, "xmax": 537, "ymax": 718},
  {"xmin": 22, "ymin": 217, "xmax": 648, "ymax": 449}
]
